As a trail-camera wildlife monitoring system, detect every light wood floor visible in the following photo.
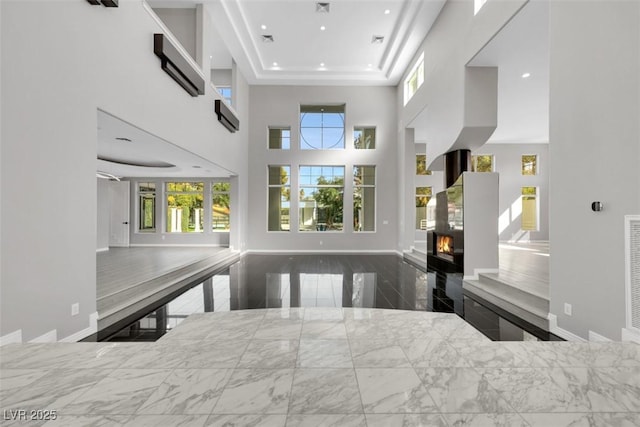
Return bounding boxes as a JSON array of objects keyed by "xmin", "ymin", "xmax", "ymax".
[
  {"xmin": 497, "ymin": 242, "xmax": 549, "ymax": 299},
  {"xmin": 96, "ymin": 246, "xmax": 238, "ymax": 329}
]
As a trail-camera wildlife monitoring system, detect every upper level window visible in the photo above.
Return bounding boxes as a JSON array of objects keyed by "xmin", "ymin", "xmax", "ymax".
[
  {"xmin": 404, "ymin": 52, "xmax": 424, "ymax": 105},
  {"xmin": 416, "ymin": 154, "xmax": 432, "ymax": 175},
  {"xmin": 474, "ymin": 0, "xmax": 488, "ymax": 15},
  {"xmin": 300, "ymin": 105, "xmax": 345, "ymax": 150},
  {"xmin": 269, "ymin": 127, "xmax": 291, "ymax": 150},
  {"xmin": 522, "ymin": 155, "xmax": 537, "ymax": 175},
  {"xmin": 472, "ymin": 154, "xmax": 494, "ymax": 172},
  {"xmin": 218, "ymin": 86, "xmax": 232, "ymax": 105},
  {"xmin": 354, "ymin": 127, "xmax": 376, "ymax": 149}
]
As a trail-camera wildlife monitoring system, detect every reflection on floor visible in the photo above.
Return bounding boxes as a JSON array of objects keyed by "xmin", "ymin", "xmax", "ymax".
[
  {"xmin": 101, "ymin": 254, "xmax": 558, "ymax": 342},
  {"xmin": 1, "ymin": 308, "xmax": 639, "ymax": 426}
]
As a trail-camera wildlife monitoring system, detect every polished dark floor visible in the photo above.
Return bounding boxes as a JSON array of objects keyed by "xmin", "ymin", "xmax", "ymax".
[{"xmin": 101, "ymin": 254, "xmax": 561, "ymax": 342}]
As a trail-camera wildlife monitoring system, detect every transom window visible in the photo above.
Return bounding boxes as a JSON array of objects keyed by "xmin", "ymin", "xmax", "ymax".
[
  {"xmin": 166, "ymin": 182, "xmax": 204, "ymax": 233},
  {"xmin": 354, "ymin": 127, "xmax": 376, "ymax": 149},
  {"xmin": 269, "ymin": 127, "xmax": 291, "ymax": 150},
  {"xmin": 404, "ymin": 52, "xmax": 424, "ymax": 105},
  {"xmin": 415, "ymin": 187, "xmax": 432, "ymax": 230},
  {"xmin": 299, "ymin": 166, "xmax": 344, "ymax": 231},
  {"xmin": 472, "ymin": 154, "xmax": 494, "ymax": 172},
  {"xmin": 522, "ymin": 155, "xmax": 537, "ymax": 175},
  {"xmin": 416, "ymin": 154, "xmax": 432, "ymax": 175},
  {"xmin": 300, "ymin": 105, "xmax": 345, "ymax": 150}
]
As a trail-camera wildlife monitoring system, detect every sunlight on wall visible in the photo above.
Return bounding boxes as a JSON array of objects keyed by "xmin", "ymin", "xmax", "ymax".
[{"xmin": 511, "ymin": 196, "xmax": 522, "ymax": 222}]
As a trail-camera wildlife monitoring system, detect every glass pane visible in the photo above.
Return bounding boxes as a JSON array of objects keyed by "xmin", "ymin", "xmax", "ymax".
[
  {"xmin": 415, "ymin": 201, "xmax": 427, "ymax": 230},
  {"xmin": 474, "ymin": 155, "xmax": 493, "ymax": 172},
  {"xmin": 212, "ymin": 191, "xmax": 230, "ymax": 232},
  {"xmin": 268, "ymin": 187, "xmax": 290, "ymax": 231},
  {"xmin": 522, "ymin": 155, "xmax": 537, "ymax": 175},
  {"xmin": 139, "ymin": 195, "xmax": 155, "ymax": 231},
  {"xmin": 268, "ymin": 166, "xmax": 289, "ymax": 186},
  {"xmin": 300, "ymin": 105, "xmax": 345, "ymax": 150},
  {"xmin": 522, "ymin": 186, "xmax": 537, "ymax": 196},
  {"xmin": 139, "ymin": 182, "xmax": 155, "ymax": 192},
  {"xmin": 416, "ymin": 154, "xmax": 431, "ymax": 175},
  {"xmin": 212, "ymin": 182, "xmax": 230, "ymax": 193},
  {"xmin": 322, "ymin": 127, "xmax": 345, "ymax": 149},
  {"xmin": 522, "ymin": 194, "xmax": 537, "ymax": 231},
  {"xmin": 354, "ymin": 186, "xmax": 375, "ymax": 232},
  {"xmin": 354, "ymin": 166, "xmax": 375, "ymax": 185},
  {"xmin": 269, "ymin": 127, "xmax": 291, "ymax": 150},
  {"xmin": 166, "ymin": 193, "xmax": 204, "ymax": 233},
  {"xmin": 416, "ymin": 186, "xmax": 432, "ymax": 196},
  {"xmin": 299, "ymin": 186, "xmax": 343, "ymax": 232}
]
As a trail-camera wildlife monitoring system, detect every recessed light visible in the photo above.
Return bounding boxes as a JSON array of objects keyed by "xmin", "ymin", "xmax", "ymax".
[
  {"xmin": 261, "ymin": 24, "xmax": 267, "ymax": 30},
  {"xmin": 320, "ymin": 25, "xmax": 326, "ymax": 31},
  {"xmin": 368, "ymin": 63, "xmax": 373, "ymax": 68},
  {"xmin": 273, "ymin": 62, "xmax": 278, "ymax": 67},
  {"xmin": 316, "ymin": 2, "xmax": 330, "ymax": 13},
  {"xmin": 522, "ymin": 72, "xmax": 531, "ymax": 78},
  {"xmin": 320, "ymin": 62, "xmax": 325, "ymax": 67},
  {"xmin": 384, "ymin": 9, "xmax": 390, "ymax": 14},
  {"xmin": 209, "ymin": 55, "xmax": 212, "ymax": 59}
]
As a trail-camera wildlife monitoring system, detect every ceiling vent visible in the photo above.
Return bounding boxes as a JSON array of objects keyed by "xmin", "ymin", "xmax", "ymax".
[
  {"xmin": 262, "ymin": 35, "xmax": 275, "ymax": 43},
  {"xmin": 316, "ymin": 2, "xmax": 330, "ymax": 13},
  {"xmin": 371, "ymin": 35, "xmax": 385, "ymax": 44},
  {"xmin": 115, "ymin": 137, "xmax": 132, "ymax": 142}
]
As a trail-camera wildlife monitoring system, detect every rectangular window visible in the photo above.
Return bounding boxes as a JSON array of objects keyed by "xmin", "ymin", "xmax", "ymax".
[
  {"xmin": 218, "ymin": 86, "xmax": 232, "ymax": 105},
  {"xmin": 269, "ymin": 127, "xmax": 291, "ymax": 150},
  {"xmin": 354, "ymin": 127, "xmax": 376, "ymax": 149},
  {"xmin": 166, "ymin": 182, "xmax": 204, "ymax": 233},
  {"xmin": 415, "ymin": 187, "xmax": 432, "ymax": 230},
  {"xmin": 353, "ymin": 166, "xmax": 375, "ymax": 232},
  {"xmin": 404, "ymin": 52, "xmax": 424, "ymax": 105},
  {"xmin": 299, "ymin": 166, "xmax": 344, "ymax": 231},
  {"xmin": 472, "ymin": 154, "xmax": 494, "ymax": 172},
  {"xmin": 521, "ymin": 187, "xmax": 538, "ymax": 231},
  {"xmin": 416, "ymin": 154, "xmax": 432, "ymax": 175},
  {"xmin": 268, "ymin": 166, "xmax": 290, "ymax": 231},
  {"xmin": 522, "ymin": 155, "xmax": 537, "ymax": 175},
  {"xmin": 212, "ymin": 182, "xmax": 230, "ymax": 232},
  {"xmin": 300, "ymin": 105, "xmax": 345, "ymax": 150},
  {"xmin": 138, "ymin": 182, "xmax": 156, "ymax": 232}
]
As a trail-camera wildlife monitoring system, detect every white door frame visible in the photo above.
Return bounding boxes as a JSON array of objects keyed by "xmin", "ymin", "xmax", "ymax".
[{"xmin": 109, "ymin": 181, "xmax": 130, "ymax": 247}]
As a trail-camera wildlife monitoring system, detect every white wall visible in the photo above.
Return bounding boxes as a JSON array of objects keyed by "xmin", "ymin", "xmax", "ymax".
[
  {"xmin": 247, "ymin": 85, "xmax": 398, "ymax": 252},
  {"xmin": 548, "ymin": 0, "xmax": 640, "ymax": 340},
  {"xmin": 96, "ymin": 178, "xmax": 110, "ymax": 251},
  {"xmin": 473, "ymin": 143, "xmax": 549, "ymax": 241},
  {"xmin": 153, "ymin": 8, "xmax": 197, "ymax": 63},
  {"xmin": 0, "ymin": 1, "xmax": 248, "ymax": 342},
  {"xmin": 398, "ymin": 0, "xmax": 527, "ymax": 166}
]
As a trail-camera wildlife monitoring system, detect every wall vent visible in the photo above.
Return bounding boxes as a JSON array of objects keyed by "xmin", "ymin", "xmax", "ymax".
[{"xmin": 625, "ymin": 215, "xmax": 640, "ymax": 333}]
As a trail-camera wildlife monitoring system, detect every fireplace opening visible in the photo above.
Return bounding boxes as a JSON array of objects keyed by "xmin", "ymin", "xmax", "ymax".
[{"xmin": 436, "ymin": 234, "xmax": 454, "ymax": 262}]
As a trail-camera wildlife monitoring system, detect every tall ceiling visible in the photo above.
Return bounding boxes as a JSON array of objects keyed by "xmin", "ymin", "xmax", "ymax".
[{"xmin": 150, "ymin": 0, "xmax": 446, "ymax": 85}]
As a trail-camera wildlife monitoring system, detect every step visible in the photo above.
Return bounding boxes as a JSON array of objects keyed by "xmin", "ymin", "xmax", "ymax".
[
  {"xmin": 403, "ymin": 249, "xmax": 426, "ymax": 272},
  {"xmin": 463, "ymin": 275, "xmax": 549, "ymax": 331},
  {"xmin": 97, "ymin": 251, "xmax": 240, "ymax": 330}
]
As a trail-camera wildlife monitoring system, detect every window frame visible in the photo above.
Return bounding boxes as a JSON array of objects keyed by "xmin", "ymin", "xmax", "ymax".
[
  {"xmin": 211, "ymin": 181, "xmax": 231, "ymax": 232},
  {"xmin": 521, "ymin": 154, "xmax": 538, "ymax": 176},
  {"xmin": 299, "ymin": 104, "xmax": 346, "ymax": 150},
  {"xmin": 165, "ymin": 182, "xmax": 205, "ymax": 234},
  {"xmin": 137, "ymin": 182, "xmax": 156, "ymax": 233},
  {"xmin": 404, "ymin": 52, "xmax": 425, "ymax": 105},
  {"xmin": 267, "ymin": 165, "xmax": 291, "ymax": 232},
  {"xmin": 354, "ymin": 127, "xmax": 376, "ymax": 150},
  {"xmin": 521, "ymin": 186, "xmax": 539, "ymax": 231},
  {"xmin": 415, "ymin": 186, "xmax": 432, "ymax": 231},
  {"xmin": 353, "ymin": 165, "xmax": 376, "ymax": 232},
  {"xmin": 298, "ymin": 165, "xmax": 345, "ymax": 232},
  {"xmin": 268, "ymin": 126, "xmax": 291, "ymax": 150}
]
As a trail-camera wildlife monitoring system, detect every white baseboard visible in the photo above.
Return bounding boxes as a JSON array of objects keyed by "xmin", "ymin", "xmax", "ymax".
[
  {"xmin": 130, "ymin": 243, "xmax": 227, "ymax": 247},
  {"xmin": 0, "ymin": 329, "xmax": 23, "ymax": 346},
  {"xmin": 622, "ymin": 328, "xmax": 640, "ymax": 344},
  {"xmin": 244, "ymin": 249, "xmax": 399, "ymax": 255},
  {"xmin": 29, "ymin": 329, "xmax": 58, "ymax": 343},
  {"xmin": 96, "ymin": 247, "xmax": 109, "ymax": 253},
  {"xmin": 60, "ymin": 312, "xmax": 99, "ymax": 343},
  {"xmin": 463, "ymin": 268, "xmax": 499, "ymax": 281},
  {"xmin": 588, "ymin": 331, "xmax": 612, "ymax": 342},
  {"xmin": 548, "ymin": 313, "xmax": 586, "ymax": 342}
]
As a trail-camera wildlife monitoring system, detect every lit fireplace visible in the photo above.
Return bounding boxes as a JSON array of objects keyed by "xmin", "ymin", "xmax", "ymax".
[{"xmin": 436, "ymin": 234, "xmax": 454, "ymax": 261}]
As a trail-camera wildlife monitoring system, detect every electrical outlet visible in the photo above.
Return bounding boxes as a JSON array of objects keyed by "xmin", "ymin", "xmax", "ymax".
[
  {"xmin": 564, "ymin": 303, "xmax": 572, "ymax": 316},
  {"xmin": 383, "ymin": 220, "xmax": 389, "ymax": 225},
  {"xmin": 71, "ymin": 303, "xmax": 80, "ymax": 316}
]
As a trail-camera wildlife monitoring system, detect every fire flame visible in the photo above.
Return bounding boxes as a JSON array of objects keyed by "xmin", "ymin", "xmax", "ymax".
[{"xmin": 437, "ymin": 236, "xmax": 453, "ymax": 255}]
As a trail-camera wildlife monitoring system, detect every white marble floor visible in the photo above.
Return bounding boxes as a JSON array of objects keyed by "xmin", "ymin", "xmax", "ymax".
[{"xmin": 1, "ymin": 308, "xmax": 639, "ymax": 426}]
